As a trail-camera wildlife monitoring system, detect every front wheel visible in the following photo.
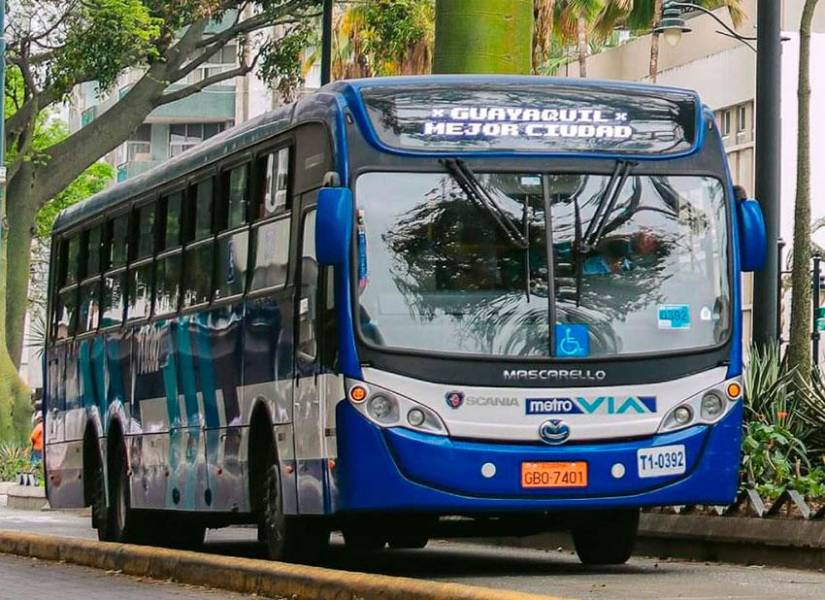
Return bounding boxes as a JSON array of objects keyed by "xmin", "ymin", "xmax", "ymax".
[{"xmin": 572, "ymin": 509, "xmax": 639, "ymax": 565}]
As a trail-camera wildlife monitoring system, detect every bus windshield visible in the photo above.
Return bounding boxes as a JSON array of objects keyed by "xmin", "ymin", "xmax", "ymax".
[{"xmin": 356, "ymin": 171, "xmax": 730, "ymax": 359}]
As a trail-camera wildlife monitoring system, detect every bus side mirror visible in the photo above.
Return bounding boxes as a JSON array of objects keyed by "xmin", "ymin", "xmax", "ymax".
[
  {"xmin": 738, "ymin": 198, "xmax": 767, "ymax": 272},
  {"xmin": 316, "ymin": 187, "xmax": 353, "ymax": 267}
]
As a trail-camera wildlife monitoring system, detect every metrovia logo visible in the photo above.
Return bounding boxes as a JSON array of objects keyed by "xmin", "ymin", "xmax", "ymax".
[
  {"xmin": 538, "ymin": 420, "xmax": 571, "ymax": 445},
  {"xmin": 525, "ymin": 396, "xmax": 657, "ymax": 415}
]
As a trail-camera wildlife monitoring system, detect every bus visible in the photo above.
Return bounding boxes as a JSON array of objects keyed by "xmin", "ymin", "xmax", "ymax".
[{"xmin": 44, "ymin": 76, "xmax": 766, "ymax": 565}]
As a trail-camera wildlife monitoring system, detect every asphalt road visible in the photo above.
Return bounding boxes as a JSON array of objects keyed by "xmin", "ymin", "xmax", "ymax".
[{"xmin": 1, "ymin": 506, "xmax": 825, "ymax": 600}]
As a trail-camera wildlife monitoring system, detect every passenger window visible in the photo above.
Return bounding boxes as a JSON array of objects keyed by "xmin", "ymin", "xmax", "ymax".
[
  {"xmin": 55, "ymin": 288, "xmax": 78, "ymax": 339},
  {"xmin": 136, "ymin": 203, "xmax": 156, "ymax": 259},
  {"xmin": 127, "ymin": 263, "xmax": 152, "ymax": 320},
  {"xmin": 108, "ymin": 214, "xmax": 129, "ymax": 269},
  {"xmin": 77, "ymin": 281, "xmax": 100, "ymax": 333},
  {"xmin": 214, "ymin": 230, "xmax": 249, "ymax": 300},
  {"xmin": 163, "ymin": 192, "xmax": 183, "ymax": 248},
  {"xmin": 183, "ymin": 243, "xmax": 213, "ymax": 307},
  {"xmin": 249, "ymin": 218, "xmax": 290, "ymax": 291},
  {"xmin": 65, "ymin": 236, "xmax": 80, "ymax": 285},
  {"xmin": 193, "ymin": 178, "xmax": 214, "ymax": 241},
  {"xmin": 258, "ymin": 147, "xmax": 290, "ymax": 219},
  {"xmin": 86, "ymin": 226, "xmax": 102, "ymax": 277},
  {"xmin": 100, "ymin": 273, "xmax": 125, "ymax": 327},
  {"xmin": 298, "ymin": 211, "xmax": 318, "ymax": 359},
  {"xmin": 154, "ymin": 254, "xmax": 181, "ymax": 316},
  {"xmin": 224, "ymin": 165, "xmax": 249, "ymax": 230}
]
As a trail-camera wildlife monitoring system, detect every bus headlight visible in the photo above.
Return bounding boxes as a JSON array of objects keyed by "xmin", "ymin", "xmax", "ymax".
[
  {"xmin": 367, "ymin": 394, "xmax": 398, "ymax": 424},
  {"xmin": 658, "ymin": 378, "xmax": 741, "ymax": 433},
  {"xmin": 346, "ymin": 379, "xmax": 448, "ymax": 435}
]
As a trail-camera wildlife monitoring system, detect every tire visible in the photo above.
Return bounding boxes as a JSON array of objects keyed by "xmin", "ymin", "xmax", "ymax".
[
  {"xmin": 342, "ymin": 517, "xmax": 387, "ymax": 553},
  {"xmin": 259, "ymin": 463, "xmax": 329, "ymax": 563},
  {"xmin": 572, "ymin": 509, "xmax": 639, "ymax": 565},
  {"xmin": 387, "ymin": 532, "xmax": 429, "ymax": 550},
  {"xmin": 386, "ymin": 516, "xmax": 435, "ymax": 549},
  {"xmin": 90, "ymin": 459, "xmax": 108, "ymax": 540},
  {"xmin": 100, "ymin": 445, "xmax": 136, "ymax": 543}
]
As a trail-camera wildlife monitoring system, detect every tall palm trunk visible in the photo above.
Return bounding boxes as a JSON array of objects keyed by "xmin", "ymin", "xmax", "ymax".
[
  {"xmin": 787, "ymin": 0, "xmax": 821, "ymax": 380},
  {"xmin": 577, "ymin": 14, "xmax": 588, "ymax": 78},
  {"xmin": 649, "ymin": 0, "xmax": 664, "ymax": 82},
  {"xmin": 433, "ymin": 0, "xmax": 534, "ymax": 74}
]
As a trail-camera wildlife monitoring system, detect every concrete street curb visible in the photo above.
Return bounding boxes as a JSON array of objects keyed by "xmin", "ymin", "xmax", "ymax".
[{"xmin": 0, "ymin": 531, "xmax": 565, "ymax": 600}]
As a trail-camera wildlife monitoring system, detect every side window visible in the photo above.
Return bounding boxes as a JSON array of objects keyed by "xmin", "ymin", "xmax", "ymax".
[
  {"xmin": 77, "ymin": 225, "xmax": 103, "ymax": 334},
  {"xmin": 213, "ymin": 163, "xmax": 251, "ymax": 301},
  {"xmin": 54, "ymin": 236, "xmax": 80, "ymax": 340},
  {"xmin": 297, "ymin": 210, "xmax": 318, "ymax": 359},
  {"xmin": 257, "ymin": 147, "xmax": 290, "ymax": 219},
  {"xmin": 183, "ymin": 177, "xmax": 215, "ymax": 308},
  {"xmin": 154, "ymin": 192, "xmax": 184, "ymax": 316},
  {"xmin": 101, "ymin": 213, "xmax": 129, "ymax": 328},
  {"xmin": 249, "ymin": 219, "xmax": 290, "ymax": 291},
  {"xmin": 128, "ymin": 202, "xmax": 156, "ymax": 321}
]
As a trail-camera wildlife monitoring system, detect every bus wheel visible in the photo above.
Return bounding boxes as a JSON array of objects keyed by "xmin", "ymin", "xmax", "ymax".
[
  {"xmin": 102, "ymin": 445, "xmax": 136, "ymax": 543},
  {"xmin": 572, "ymin": 509, "xmax": 639, "ymax": 565},
  {"xmin": 342, "ymin": 518, "xmax": 387, "ymax": 553},
  {"xmin": 260, "ymin": 463, "xmax": 329, "ymax": 562},
  {"xmin": 387, "ymin": 516, "xmax": 435, "ymax": 549},
  {"xmin": 90, "ymin": 460, "xmax": 108, "ymax": 540}
]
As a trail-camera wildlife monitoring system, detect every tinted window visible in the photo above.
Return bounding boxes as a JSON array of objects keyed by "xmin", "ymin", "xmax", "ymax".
[
  {"xmin": 77, "ymin": 282, "xmax": 100, "ymax": 333},
  {"xmin": 136, "ymin": 204, "xmax": 156, "ymax": 258},
  {"xmin": 259, "ymin": 148, "xmax": 290, "ymax": 219},
  {"xmin": 193, "ymin": 179, "xmax": 214, "ymax": 240},
  {"xmin": 226, "ymin": 165, "xmax": 249, "ymax": 229},
  {"xmin": 66, "ymin": 237, "xmax": 80, "ymax": 285},
  {"xmin": 128, "ymin": 263, "xmax": 152, "ymax": 320},
  {"xmin": 154, "ymin": 254, "xmax": 181, "ymax": 315},
  {"xmin": 250, "ymin": 218, "xmax": 290, "ymax": 291},
  {"xmin": 163, "ymin": 192, "xmax": 183, "ymax": 248},
  {"xmin": 184, "ymin": 244, "xmax": 213, "ymax": 306},
  {"xmin": 109, "ymin": 215, "xmax": 129, "ymax": 268},
  {"xmin": 56, "ymin": 288, "xmax": 77, "ymax": 339},
  {"xmin": 86, "ymin": 226, "xmax": 102, "ymax": 277},
  {"xmin": 215, "ymin": 231, "xmax": 249, "ymax": 300},
  {"xmin": 101, "ymin": 273, "xmax": 125, "ymax": 327}
]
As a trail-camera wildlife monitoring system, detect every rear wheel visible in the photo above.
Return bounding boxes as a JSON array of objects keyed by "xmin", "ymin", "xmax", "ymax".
[
  {"xmin": 572, "ymin": 509, "xmax": 639, "ymax": 565},
  {"xmin": 259, "ymin": 461, "xmax": 329, "ymax": 563},
  {"xmin": 99, "ymin": 445, "xmax": 137, "ymax": 543},
  {"xmin": 386, "ymin": 516, "xmax": 436, "ymax": 550}
]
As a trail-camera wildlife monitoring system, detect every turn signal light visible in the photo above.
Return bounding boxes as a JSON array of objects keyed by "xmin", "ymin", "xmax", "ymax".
[
  {"xmin": 726, "ymin": 382, "xmax": 742, "ymax": 399},
  {"xmin": 349, "ymin": 385, "xmax": 368, "ymax": 403}
]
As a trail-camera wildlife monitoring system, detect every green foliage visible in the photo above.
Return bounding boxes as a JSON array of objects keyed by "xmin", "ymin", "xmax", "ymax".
[
  {"xmin": 44, "ymin": 0, "xmax": 164, "ymax": 95},
  {"xmin": 359, "ymin": 0, "xmax": 434, "ymax": 75},
  {"xmin": 36, "ymin": 162, "xmax": 115, "ymax": 239},
  {"xmin": 741, "ymin": 421, "xmax": 810, "ymax": 498},
  {"xmin": 0, "ymin": 443, "xmax": 35, "ymax": 482},
  {"xmin": 259, "ymin": 22, "xmax": 317, "ymax": 102}
]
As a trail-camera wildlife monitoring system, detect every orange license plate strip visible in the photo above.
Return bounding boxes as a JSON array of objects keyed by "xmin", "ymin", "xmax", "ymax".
[{"xmin": 521, "ymin": 461, "xmax": 588, "ymax": 489}]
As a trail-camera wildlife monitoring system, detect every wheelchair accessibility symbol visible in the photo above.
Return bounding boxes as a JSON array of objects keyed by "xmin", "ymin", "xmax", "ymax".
[{"xmin": 555, "ymin": 324, "xmax": 590, "ymax": 358}]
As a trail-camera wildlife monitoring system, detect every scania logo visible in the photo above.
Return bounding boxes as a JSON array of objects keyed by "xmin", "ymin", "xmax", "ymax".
[
  {"xmin": 445, "ymin": 391, "xmax": 465, "ymax": 409},
  {"xmin": 538, "ymin": 419, "xmax": 571, "ymax": 445}
]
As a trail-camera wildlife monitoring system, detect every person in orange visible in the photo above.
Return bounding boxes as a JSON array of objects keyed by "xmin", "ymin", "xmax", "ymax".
[{"xmin": 30, "ymin": 414, "xmax": 43, "ymax": 465}]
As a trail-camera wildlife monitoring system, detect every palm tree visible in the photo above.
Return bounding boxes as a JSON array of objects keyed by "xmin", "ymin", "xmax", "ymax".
[
  {"xmin": 553, "ymin": 0, "xmax": 607, "ymax": 77},
  {"xmin": 787, "ymin": 0, "xmax": 821, "ymax": 382}
]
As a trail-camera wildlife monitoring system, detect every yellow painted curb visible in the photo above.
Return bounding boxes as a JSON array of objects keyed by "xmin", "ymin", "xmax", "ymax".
[{"xmin": 0, "ymin": 531, "xmax": 570, "ymax": 600}]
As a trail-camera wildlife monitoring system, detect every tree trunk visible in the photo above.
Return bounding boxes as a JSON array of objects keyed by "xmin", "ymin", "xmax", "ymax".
[
  {"xmin": 0, "ymin": 168, "xmax": 31, "ymax": 444},
  {"xmin": 433, "ymin": 0, "xmax": 534, "ymax": 74},
  {"xmin": 5, "ymin": 165, "xmax": 37, "ymax": 368},
  {"xmin": 787, "ymin": 0, "xmax": 820, "ymax": 381},
  {"xmin": 649, "ymin": 0, "xmax": 664, "ymax": 83},
  {"xmin": 577, "ymin": 14, "xmax": 588, "ymax": 78}
]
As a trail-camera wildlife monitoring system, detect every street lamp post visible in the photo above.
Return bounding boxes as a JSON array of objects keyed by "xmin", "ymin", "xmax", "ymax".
[
  {"xmin": 655, "ymin": 0, "xmax": 782, "ymax": 345},
  {"xmin": 321, "ymin": 0, "xmax": 333, "ymax": 86}
]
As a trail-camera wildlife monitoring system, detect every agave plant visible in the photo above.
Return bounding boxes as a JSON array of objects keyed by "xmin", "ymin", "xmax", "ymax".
[{"xmin": 0, "ymin": 443, "xmax": 32, "ymax": 482}]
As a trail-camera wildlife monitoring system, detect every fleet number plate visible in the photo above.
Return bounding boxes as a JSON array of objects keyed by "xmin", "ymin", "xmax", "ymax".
[
  {"xmin": 637, "ymin": 445, "xmax": 687, "ymax": 478},
  {"xmin": 521, "ymin": 462, "xmax": 588, "ymax": 489}
]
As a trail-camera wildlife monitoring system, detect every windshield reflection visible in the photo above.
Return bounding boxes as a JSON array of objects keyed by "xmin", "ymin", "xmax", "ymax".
[{"xmin": 356, "ymin": 171, "xmax": 729, "ymax": 359}]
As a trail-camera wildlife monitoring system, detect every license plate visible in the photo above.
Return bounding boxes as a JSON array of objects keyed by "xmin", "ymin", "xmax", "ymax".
[
  {"xmin": 521, "ymin": 462, "xmax": 588, "ymax": 489},
  {"xmin": 637, "ymin": 444, "xmax": 686, "ymax": 478}
]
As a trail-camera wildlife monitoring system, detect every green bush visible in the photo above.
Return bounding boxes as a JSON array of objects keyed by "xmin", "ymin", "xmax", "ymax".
[{"xmin": 0, "ymin": 443, "xmax": 33, "ymax": 482}]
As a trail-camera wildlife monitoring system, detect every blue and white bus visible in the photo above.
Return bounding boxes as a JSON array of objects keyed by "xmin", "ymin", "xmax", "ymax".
[{"xmin": 44, "ymin": 76, "xmax": 766, "ymax": 565}]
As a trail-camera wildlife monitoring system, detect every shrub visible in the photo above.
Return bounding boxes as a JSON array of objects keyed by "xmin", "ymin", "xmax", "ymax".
[{"xmin": 0, "ymin": 443, "xmax": 33, "ymax": 482}]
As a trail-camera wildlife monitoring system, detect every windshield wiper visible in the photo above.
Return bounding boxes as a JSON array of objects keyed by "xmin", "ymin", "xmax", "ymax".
[
  {"xmin": 579, "ymin": 160, "xmax": 636, "ymax": 253},
  {"xmin": 441, "ymin": 158, "xmax": 529, "ymax": 249}
]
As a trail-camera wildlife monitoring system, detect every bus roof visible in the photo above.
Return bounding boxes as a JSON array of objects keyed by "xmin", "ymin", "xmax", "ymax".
[{"xmin": 53, "ymin": 76, "xmax": 705, "ymax": 235}]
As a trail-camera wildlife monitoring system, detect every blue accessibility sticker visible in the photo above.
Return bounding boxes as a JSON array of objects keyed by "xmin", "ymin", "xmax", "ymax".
[
  {"xmin": 658, "ymin": 304, "xmax": 691, "ymax": 330},
  {"xmin": 555, "ymin": 323, "xmax": 590, "ymax": 357}
]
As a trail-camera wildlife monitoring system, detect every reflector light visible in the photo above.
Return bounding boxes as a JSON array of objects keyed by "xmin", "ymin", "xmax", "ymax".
[
  {"xmin": 726, "ymin": 382, "xmax": 742, "ymax": 399},
  {"xmin": 350, "ymin": 386, "xmax": 368, "ymax": 403}
]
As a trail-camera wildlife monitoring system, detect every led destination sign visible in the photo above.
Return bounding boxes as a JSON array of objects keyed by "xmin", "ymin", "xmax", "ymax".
[{"xmin": 360, "ymin": 84, "xmax": 699, "ymax": 155}]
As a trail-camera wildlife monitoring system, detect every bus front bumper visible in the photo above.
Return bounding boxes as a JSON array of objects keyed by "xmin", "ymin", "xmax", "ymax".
[{"xmin": 335, "ymin": 401, "xmax": 741, "ymax": 512}]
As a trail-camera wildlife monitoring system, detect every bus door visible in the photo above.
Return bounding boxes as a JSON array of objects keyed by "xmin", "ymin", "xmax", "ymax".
[{"xmin": 293, "ymin": 200, "xmax": 326, "ymax": 514}]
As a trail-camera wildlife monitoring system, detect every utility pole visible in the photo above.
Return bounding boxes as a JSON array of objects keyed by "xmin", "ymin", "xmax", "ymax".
[
  {"xmin": 321, "ymin": 0, "xmax": 333, "ymax": 85},
  {"xmin": 752, "ymin": 0, "xmax": 782, "ymax": 345}
]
